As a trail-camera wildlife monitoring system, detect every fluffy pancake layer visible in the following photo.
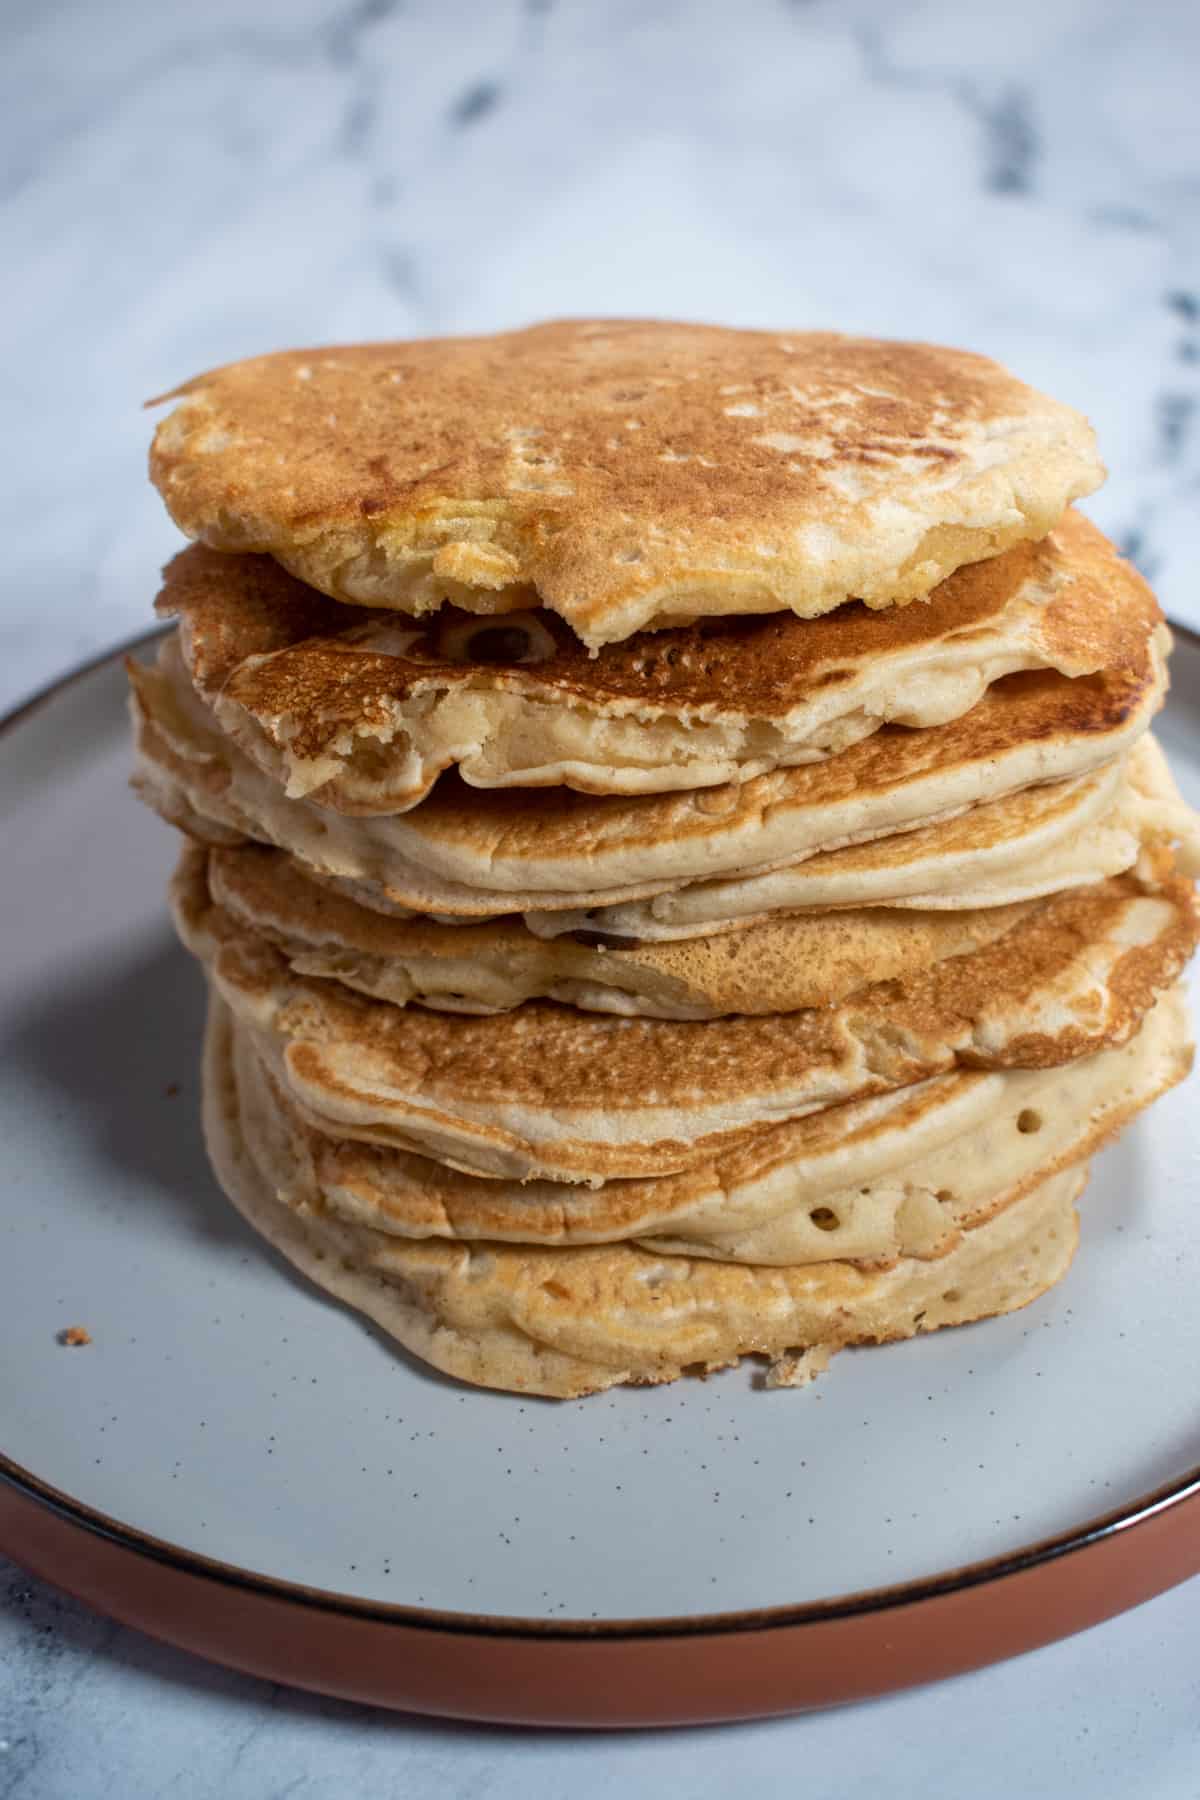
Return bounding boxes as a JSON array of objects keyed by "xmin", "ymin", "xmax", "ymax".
[
  {"xmin": 187, "ymin": 737, "xmax": 1199, "ymax": 1012},
  {"xmin": 528, "ymin": 733, "xmax": 1200, "ymax": 938},
  {"xmin": 193, "ymin": 841, "xmax": 1036, "ymax": 1019},
  {"xmin": 207, "ymin": 991, "xmax": 1090, "ymax": 1399},
  {"xmin": 130, "ymin": 619, "xmax": 1169, "ymax": 919},
  {"xmin": 225, "ymin": 985, "xmax": 1190, "ymax": 1264},
  {"xmin": 158, "ymin": 510, "xmax": 1153, "ymax": 808},
  {"xmin": 150, "ymin": 322, "xmax": 1103, "ymax": 648},
  {"xmin": 175, "ymin": 854, "xmax": 1197, "ymax": 1182}
]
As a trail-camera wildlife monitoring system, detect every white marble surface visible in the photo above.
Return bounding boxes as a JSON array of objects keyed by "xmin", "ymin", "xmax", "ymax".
[{"xmin": 3, "ymin": 0, "xmax": 1199, "ymax": 1792}]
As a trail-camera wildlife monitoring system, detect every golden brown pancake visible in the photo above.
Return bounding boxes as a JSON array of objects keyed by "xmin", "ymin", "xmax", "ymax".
[
  {"xmin": 224, "ymin": 984, "xmax": 1190, "ymax": 1264},
  {"xmin": 129, "ymin": 623, "xmax": 1169, "ymax": 918},
  {"xmin": 530, "ymin": 733, "xmax": 1200, "ymax": 938},
  {"xmin": 174, "ymin": 852, "xmax": 1198, "ymax": 1182},
  {"xmin": 157, "ymin": 509, "xmax": 1153, "ymax": 810},
  {"xmin": 149, "ymin": 321, "xmax": 1103, "ymax": 647},
  {"xmin": 207, "ymin": 990, "xmax": 1089, "ymax": 1398},
  {"xmin": 192, "ymin": 839, "xmax": 1034, "ymax": 1019}
]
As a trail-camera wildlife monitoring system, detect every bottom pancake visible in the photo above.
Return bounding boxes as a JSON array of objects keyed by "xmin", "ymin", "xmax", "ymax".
[{"xmin": 206, "ymin": 993, "xmax": 1086, "ymax": 1399}]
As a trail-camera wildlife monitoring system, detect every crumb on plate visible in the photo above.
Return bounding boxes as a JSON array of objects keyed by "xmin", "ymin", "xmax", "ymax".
[{"xmin": 764, "ymin": 1344, "xmax": 832, "ymax": 1390}]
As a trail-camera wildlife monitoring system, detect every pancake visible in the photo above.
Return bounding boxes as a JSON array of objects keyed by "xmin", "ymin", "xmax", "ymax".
[
  {"xmin": 528, "ymin": 732, "xmax": 1200, "ymax": 939},
  {"xmin": 175, "ymin": 859, "xmax": 1198, "ymax": 1181},
  {"xmin": 208, "ymin": 990, "xmax": 1086, "ymax": 1398},
  {"xmin": 157, "ymin": 510, "xmax": 1154, "ymax": 809},
  {"xmin": 129, "ymin": 623, "xmax": 1169, "ymax": 917},
  {"xmin": 149, "ymin": 322, "xmax": 1103, "ymax": 649},
  {"xmin": 194, "ymin": 841, "xmax": 1035, "ymax": 1019},
  {"xmin": 226, "ymin": 985, "xmax": 1190, "ymax": 1264},
  {"xmin": 641, "ymin": 989, "xmax": 1190, "ymax": 1262}
]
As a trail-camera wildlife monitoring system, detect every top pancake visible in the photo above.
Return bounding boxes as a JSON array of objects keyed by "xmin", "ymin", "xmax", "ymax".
[
  {"xmin": 149, "ymin": 320, "xmax": 1103, "ymax": 648},
  {"xmin": 157, "ymin": 509, "xmax": 1155, "ymax": 810}
]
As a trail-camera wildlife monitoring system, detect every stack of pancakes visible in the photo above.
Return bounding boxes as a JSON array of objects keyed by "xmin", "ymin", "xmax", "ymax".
[{"xmin": 129, "ymin": 320, "xmax": 1200, "ymax": 1398}]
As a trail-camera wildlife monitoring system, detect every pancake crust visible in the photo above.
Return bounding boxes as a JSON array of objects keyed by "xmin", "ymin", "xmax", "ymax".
[
  {"xmin": 157, "ymin": 509, "xmax": 1154, "ymax": 809},
  {"xmin": 208, "ymin": 991, "xmax": 1087, "ymax": 1399},
  {"xmin": 150, "ymin": 321, "xmax": 1103, "ymax": 648},
  {"xmin": 175, "ymin": 857, "xmax": 1198, "ymax": 1182},
  {"xmin": 129, "ymin": 623, "xmax": 1169, "ymax": 916}
]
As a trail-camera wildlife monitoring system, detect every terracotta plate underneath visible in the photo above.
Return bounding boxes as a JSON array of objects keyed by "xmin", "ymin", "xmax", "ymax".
[{"xmin": 1, "ymin": 631, "xmax": 1199, "ymax": 1728}]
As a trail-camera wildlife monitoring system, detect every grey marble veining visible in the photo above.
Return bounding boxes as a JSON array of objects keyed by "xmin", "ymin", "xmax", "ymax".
[{"xmin": 2, "ymin": 1, "xmax": 1199, "ymax": 1793}]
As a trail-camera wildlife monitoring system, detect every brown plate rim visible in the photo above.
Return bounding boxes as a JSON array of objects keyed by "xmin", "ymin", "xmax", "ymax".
[{"xmin": 2, "ymin": 623, "xmax": 1199, "ymax": 1648}]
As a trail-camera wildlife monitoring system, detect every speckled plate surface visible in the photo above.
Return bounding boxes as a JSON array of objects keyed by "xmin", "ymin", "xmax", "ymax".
[{"xmin": 1, "ymin": 631, "xmax": 1199, "ymax": 1726}]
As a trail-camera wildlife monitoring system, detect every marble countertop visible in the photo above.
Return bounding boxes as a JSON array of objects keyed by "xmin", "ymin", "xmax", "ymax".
[{"xmin": 3, "ymin": 0, "xmax": 1199, "ymax": 1793}]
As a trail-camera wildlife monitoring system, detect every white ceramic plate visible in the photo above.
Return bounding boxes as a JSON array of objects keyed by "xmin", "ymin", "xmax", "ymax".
[{"xmin": 2, "ymin": 632, "xmax": 1198, "ymax": 1723}]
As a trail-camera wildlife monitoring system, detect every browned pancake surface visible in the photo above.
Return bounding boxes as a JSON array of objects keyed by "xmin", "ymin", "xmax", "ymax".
[
  {"xmin": 175, "ymin": 847, "xmax": 1198, "ymax": 1180},
  {"xmin": 149, "ymin": 321, "xmax": 1102, "ymax": 645},
  {"xmin": 158, "ymin": 509, "xmax": 1150, "ymax": 737}
]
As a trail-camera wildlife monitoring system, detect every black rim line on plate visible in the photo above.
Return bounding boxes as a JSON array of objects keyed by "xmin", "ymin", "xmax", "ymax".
[{"xmin": 1, "ymin": 623, "xmax": 1199, "ymax": 1644}]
